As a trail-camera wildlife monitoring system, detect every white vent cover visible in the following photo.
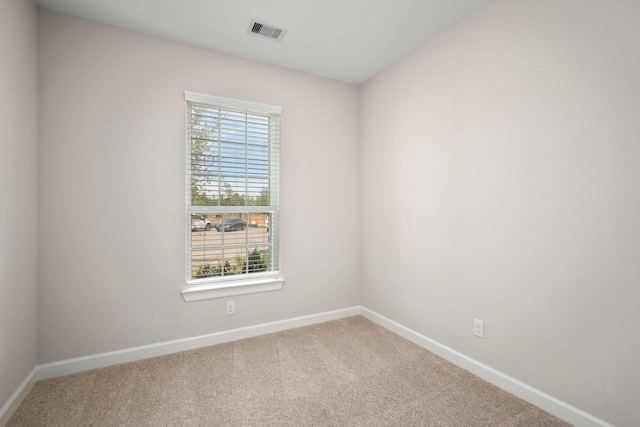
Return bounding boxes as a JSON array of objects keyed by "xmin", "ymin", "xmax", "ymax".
[{"xmin": 247, "ymin": 19, "xmax": 287, "ymax": 42}]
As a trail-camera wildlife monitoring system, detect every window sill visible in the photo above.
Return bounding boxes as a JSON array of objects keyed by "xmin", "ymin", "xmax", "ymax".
[{"xmin": 182, "ymin": 277, "xmax": 285, "ymax": 302}]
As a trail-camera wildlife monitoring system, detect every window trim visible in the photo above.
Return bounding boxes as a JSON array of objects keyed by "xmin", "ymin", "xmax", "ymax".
[
  {"xmin": 182, "ymin": 277, "xmax": 285, "ymax": 302},
  {"xmin": 182, "ymin": 91, "xmax": 284, "ymax": 302}
]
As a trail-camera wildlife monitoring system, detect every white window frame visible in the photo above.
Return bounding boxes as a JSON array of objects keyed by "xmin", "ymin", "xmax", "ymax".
[{"xmin": 182, "ymin": 91, "xmax": 284, "ymax": 302}]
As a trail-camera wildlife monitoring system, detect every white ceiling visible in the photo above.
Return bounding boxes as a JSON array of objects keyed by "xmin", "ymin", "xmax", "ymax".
[{"xmin": 34, "ymin": 0, "xmax": 492, "ymax": 84}]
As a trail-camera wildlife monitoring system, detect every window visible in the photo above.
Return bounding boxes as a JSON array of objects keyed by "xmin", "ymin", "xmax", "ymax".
[{"xmin": 183, "ymin": 92, "xmax": 283, "ymax": 301}]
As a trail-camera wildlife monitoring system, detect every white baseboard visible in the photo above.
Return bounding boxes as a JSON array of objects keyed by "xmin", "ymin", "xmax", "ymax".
[
  {"xmin": 360, "ymin": 307, "xmax": 614, "ymax": 427},
  {"xmin": 37, "ymin": 306, "xmax": 361, "ymax": 381},
  {"xmin": 0, "ymin": 367, "xmax": 37, "ymax": 426}
]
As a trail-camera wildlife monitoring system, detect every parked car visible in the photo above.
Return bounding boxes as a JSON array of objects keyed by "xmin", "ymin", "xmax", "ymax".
[
  {"xmin": 191, "ymin": 214, "xmax": 212, "ymax": 231},
  {"xmin": 215, "ymin": 218, "xmax": 246, "ymax": 232}
]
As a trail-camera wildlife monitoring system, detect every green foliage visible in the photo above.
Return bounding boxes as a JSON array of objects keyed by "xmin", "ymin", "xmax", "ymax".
[
  {"xmin": 190, "ymin": 182, "xmax": 269, "ymax": 207},
  {"xmin": 190, "ymin": 135, "xmax": 217, "ymax": 197},
  {"xmin": 194, "ymin": 261, "xmax": 231, "ymax": 278},
  {"xmin": 220, "ymin": 183, "xmax": 247, "ymax": 206},
  {"xmin": 251, "ymin": 188, "xmax": 270, "ymax": 207},
  {"xmin": 236, "ymin": 256, "xmax": 247, "ymax": 275},
  {"xmin": 195, "ymin": 249, "xmax": 269, "ymax": 280},
  {"xmin": 248, "ymin": 247, "xmax": 268, "ymax": 273},
  {"xmin": 191, "ymin": 184, "xmax": 216, "ymax": 206}
]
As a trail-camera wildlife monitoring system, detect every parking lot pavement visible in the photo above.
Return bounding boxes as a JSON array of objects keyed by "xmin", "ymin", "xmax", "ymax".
[{"xmin": 191, "ymin": 226, "xmax": 269, "ymax": 263}]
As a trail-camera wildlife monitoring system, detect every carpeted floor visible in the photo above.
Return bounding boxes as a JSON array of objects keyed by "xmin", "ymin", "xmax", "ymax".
[{"xmin": 8, "ymin": 316, "xmax": 571, "ymax": 426}]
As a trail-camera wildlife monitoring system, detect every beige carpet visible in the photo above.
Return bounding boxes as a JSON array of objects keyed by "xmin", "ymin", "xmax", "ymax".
[{"xmin": 8, "ymin": 316, "xmax": 571, "ymax": 426}]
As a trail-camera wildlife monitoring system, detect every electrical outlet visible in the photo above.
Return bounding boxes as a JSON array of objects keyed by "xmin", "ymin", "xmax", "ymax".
[
  {"xmin": 226, "ymin": 300, "xmax": 235, "ymax": 315},
  {"xmin": 473, "ymin": 318, "xmax": 484, "ymax": 338}
]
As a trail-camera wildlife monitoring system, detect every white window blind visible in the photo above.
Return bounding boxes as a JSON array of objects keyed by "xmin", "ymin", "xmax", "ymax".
[{"xmin": 185, "ymin": 92, "xmax": 281, "ymax": 288}]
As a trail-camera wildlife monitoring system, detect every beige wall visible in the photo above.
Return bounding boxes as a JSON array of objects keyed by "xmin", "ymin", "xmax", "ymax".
[
  {"xmin": 360, "ymin": 1, "xmax": 640, "ymax": 426},
  {"xmin": 37, "ymin": 10, "xmax": 360, "ymax": 363},
  {"xmin": 0, "ymin": 0, "xmax": 39, "ymax": 409}
]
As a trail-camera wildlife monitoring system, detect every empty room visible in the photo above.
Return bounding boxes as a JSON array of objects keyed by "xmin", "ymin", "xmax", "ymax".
[{"xmin": 1, "ymin": 0, "xmax": 638, "ymax": 426}]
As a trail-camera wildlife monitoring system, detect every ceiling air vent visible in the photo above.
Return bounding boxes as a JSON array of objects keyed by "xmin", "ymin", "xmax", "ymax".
[{"xmin": 248, "ymin": 19, "xmax": 287, "ymax": 42}]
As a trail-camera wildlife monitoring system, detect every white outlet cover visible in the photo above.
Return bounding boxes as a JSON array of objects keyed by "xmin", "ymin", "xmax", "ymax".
[
  {"xmin": 226, "ymin": 301, "xmax": 235, "ymax": 315},
  {"xmin": 473, "ymin": 319, "xmax": 484, "ymax": 338}
]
